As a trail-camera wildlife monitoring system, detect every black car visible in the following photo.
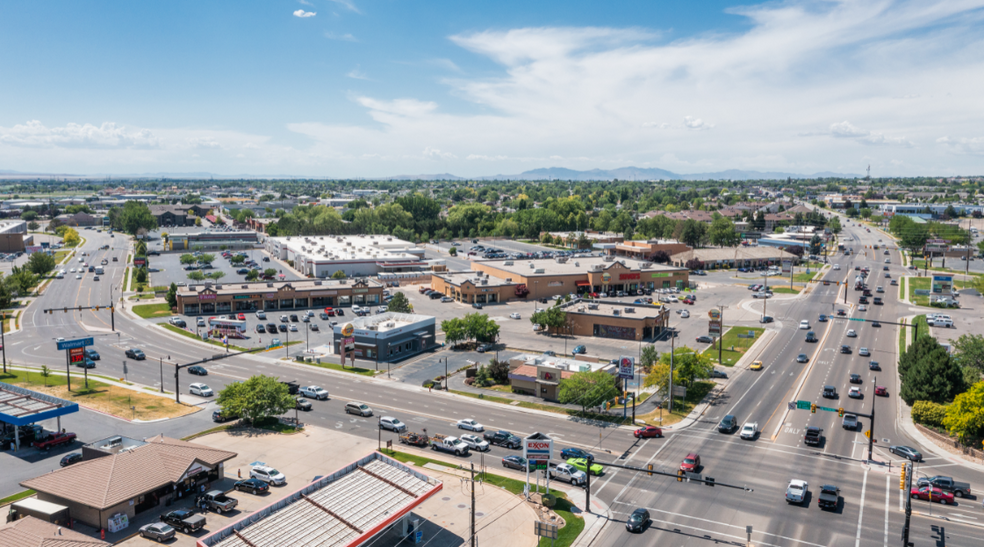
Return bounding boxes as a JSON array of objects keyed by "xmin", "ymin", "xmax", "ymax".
[
  {"xmin": 60, "ymin": 452, "xmax": 83, "ymax": 467},
  {"xmin": 212, "ymin": 410, "xmax": 238, "ymax": 423},
  {"xmin": 278, "ymin": 324, "xmax": 287, "ymax": 332},
  {"xmin": 235, "ymin": 477, "xmax": 270, "ymax": 495},
  {"xmin": 290, "ymin": 314, "xmax": 299, "ymax": 322},
  {"xmin": 125, "ymin": 348, "xmax": 146, "ymax": 360},
  {"xmin": 256, "ymin": 324, "xmax": 266, "ymax": 333},
  {"xmin": 501, "ymin": 455, "xmax": 533, "ymax": 471},
  {"xmin": 840, "ymin": 345, "xmax": 851, "ymax": 354},
  {"xmin": 626, "ymin": 508, "xmax": 651, "ymax": 533},
  {"xmin": 718, "ymin": 415, "xmax": 738, "ymax": 433},
  {"xmin": 822, "ymin": 385, "xmax": 838, "ymax": 398},
  {"xmin": 696, "ymin": 335, "xmax": 714, "ymax": 344},
  {"xmin": 84, "ymin": 348, "xmax": 100, "ymax": 360},
  {"xmin": 296, "ymin": 397, "xmax": 312, "ymax": 411},
  {"xmin": 310, "ymin": 323, "xmax": 319, "ymax": 331},
  {"xmin": 560, "ymin": 447, "xmax": 594, "ymax": 461},
  {"xmin": 188, "ymin": 366, "xmax": 208, "ymax": 376},
  {"xmin": 869, "ymin": 361, "xmax": 880, "ymax": 370},
  {"xmin": 890, "ymin": 445, "xmax": 923, "ymax": 462},
  {"xmin": 849, "ymin": 373, "xmax": 861, "ymax": 384},
  {"xmin": 266, "ymin": 323, "xmax": 277, "ymax": 333}
]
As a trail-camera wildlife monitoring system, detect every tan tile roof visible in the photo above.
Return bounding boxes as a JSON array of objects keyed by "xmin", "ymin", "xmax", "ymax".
[
  {"xmin": 0, "ymin": 516, "xmax": 107, "ymax": 547},
  {"xmin": 21, "ymin": 436, "xmax": 236, "ymax": 511}
]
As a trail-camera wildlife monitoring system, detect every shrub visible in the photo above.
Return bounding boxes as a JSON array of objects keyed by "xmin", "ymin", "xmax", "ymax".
[{"xmin": 912, "ymin": 400, "xmax": 948, "ymax": 428}]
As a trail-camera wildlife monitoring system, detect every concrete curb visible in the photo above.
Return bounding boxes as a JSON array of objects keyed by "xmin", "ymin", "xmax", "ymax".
[{"xmin": 911, "ymin": 510, "xmax": 984, "ymax": 529}]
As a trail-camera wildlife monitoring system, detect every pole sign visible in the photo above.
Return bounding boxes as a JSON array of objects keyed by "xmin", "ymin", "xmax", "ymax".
[
  {"xmin": 932, "ymin": 275, "xmax": 953, "ymax": 294},
  {"xmin": 782, "ymin": 260, "xmax": 792, "ymax": 274},
  {"xmin": 618, "ymin": 356, "xmax": 635, "ymax": 380},
  {"xmin": 68, "ymin": 347, "xmax": 85, "ymax": 366},
  {"xmin": 708, "ymin": 320, "xmax": 722, "ymax": 336},
  {"xmin": 523, "ymin": 432, "xmax": 553, "ymax": 470},
  {"xmin": 57, "ymin": 337, "xmax": 94, "ymax": 351}
]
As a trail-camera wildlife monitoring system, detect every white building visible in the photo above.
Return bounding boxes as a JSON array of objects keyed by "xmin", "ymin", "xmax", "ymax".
[{"xmin": 265, "ymin": 234, "xmax": 428, "ymax": 278}]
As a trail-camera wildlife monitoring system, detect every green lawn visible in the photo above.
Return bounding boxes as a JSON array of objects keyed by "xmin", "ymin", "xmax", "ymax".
[
  {"xmin": 295, "ymin": 358, "xmax": 377, "ymax": 377},
  {"xmin": 53, "ymin": 250, "xmax": 72, "ymax": 263},
  {"xmin": 907, "ymin": 277, "xmax": 971, "ymax": 306},
  {"xmin": 636, "ymin": 380, "xmax": 715, "ymax": 427},
  {"xmin": 449, "ymin": 389, "xmax": 632, "ymax": 424},
  {"xmin": 771, "ymin": 286, "xmax": 802, "ymax": 294},
  {"xmin": 0, "ymin": 490, "xmax": 35, "ymax": 506},
  {"xmin": 703, "ymin": 326, "xmax": 765, "ymax": 366},
  {"xmin": 132, "ymin": 303, "xmax": 172, "ymax": 318}
]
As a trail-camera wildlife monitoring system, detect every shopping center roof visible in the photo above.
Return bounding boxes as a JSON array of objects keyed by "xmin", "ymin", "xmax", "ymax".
[
  {"xmin": 561, "ymin": 300, "xmax": 667, "ymax": 320},
  {"xmin": 272, "ymin": 235, "xmax": 422, "ymax": 264},
  {"xmin": 435, "ymin": 271, "xmax": 516, "ymax": 287},
  {"xmin": 201, "ymin": 452, "xmax": 441, "ymax": 547},
  {"xmin": 176, "ymin": 278, "xmax": 382, "ymax": 298},
  {"xmin": 477, "ymin": 256, "xmax": 686, "ymax": 278},
  {"xmin": 337, "ymin": 312, "xmax": 435, "ymax": 333}
]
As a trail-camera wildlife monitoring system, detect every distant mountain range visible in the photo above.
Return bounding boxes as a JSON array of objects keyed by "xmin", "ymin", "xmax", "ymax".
[{"xmin": 0, "ymin": 166, "xmax": 859, "ymax": 181}]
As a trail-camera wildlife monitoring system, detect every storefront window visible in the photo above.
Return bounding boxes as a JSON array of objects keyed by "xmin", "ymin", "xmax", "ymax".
[
  {"xmin": 366, "ymin": 294, "xmax": 379, "ymax": 305},
  {"xmin": 234, "ymin": 300, "xmax": 258, "ymax": 311},
  {"xmin": 184, "ymin": 303, "xmax": 200, "ymax": 315},
  {"xmin": 354, "ymin": 294, "xmax": 365, "ymax": 305},
  {"xmin": 280, "ymin": 299, "xmax": 294, "ymax": 309},
  {"xmin": 264, "ymin": 299, "xmax": 278, "ymax": 310},
  {"xmin": 312, "ymin": 296, "xmax": 333, "ymax": 307},
  {"xmin": 294, "ymin": 298, "xmax": 308, "ymax": 308},
  {"xmin": 216, "ymin": 302, "xmax": 232, "ymax": 313},
  {"xmin": 201, "ymin": 303, "xmax": 215, "ymax": 314},
  {"xmin": 338, "ymin": 295, "xmax": 351, "ymax": 306}
]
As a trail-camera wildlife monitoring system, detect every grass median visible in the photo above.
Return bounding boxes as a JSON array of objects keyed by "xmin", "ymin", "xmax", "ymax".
[
  {"xmin": 292, "ymin": 358, "xmax": 377, "ymax": 377},
  {"xmin": 703, "ymin": 326, "xmax": 765, "ymax": 366},
  {"xmin": 0, "ymin": 369, "xmax": 196, "ymax": 421},
  {"xmin": 159, "ymin": 323, "xmax": 251, "ymax": 352},
  {"xmin": 0, "ymin": 490, "xmax": 36, "ymax": 506},
  {"xmin": 907, "ymin": 277, "xmax": 972, "ymax": 306},
  {"xmin": 133, "ymin": 302, "xmax": 173, "ymax": 318},
  {"xmin": 771, "ymin": 286, "xmax": 802, "ymax": 294},
  {"xmin": 449, "ymin": 389, "xmax": 632, "ymax": 425},
  {"xmin": 634, "ymin": 380, "xmax": 715, "ymax": 427}
]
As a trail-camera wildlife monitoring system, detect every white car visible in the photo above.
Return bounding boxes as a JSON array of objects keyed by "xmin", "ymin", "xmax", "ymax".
[
  {"xmin": 289, "ymin": 324, "xmax": 298, "ymax": 332},
  {"xmin": 352, "ymin": 305, "xmax": 362, "ymax": 315},
  {"xmin": 76, "ymin": 274, "xmax": 82, "ymax": 279},
  {"xmin": 799, "ymin": 320, "xmax": 810, "ymax": 330},
  {"xmin": 786, "ymin": 479, "xmax": 808, "ymax": 504},
  {"xmin": 740, "ymin": 422, "xmax": 758, "ymax": 440},
  {"xmin": 70, "ymin": 268, "xmax": 76, "ymax": 273},
  {"xmin": 250, "ymin": 465, "xmax": 286, "ymax": 485},
  {"xmin": 849, "ymin": 386, "xmax": 862, "ymax": 398},
  {"xmin": 859, "ymin": 304, "xmax": 867, "ymax": 311},
  {"xmin": 667, "ymin": 295, "xmax": 678, "ymax": 302},
  {"xmin": 189, "ymin": 383, "xmax": 213, "ymax": 397},
  {"xmin": 509, "ymin": 312, "xmax": 521, "ymax": 320},
  {"xmin": 833, "ymin": 264, "xmax": 841, "ymax": 270},
  {"xmin": 458, "ymin": 434, "xmax": 490, "ymax": 451},
  {"xmin": 457, "ymin": 419, "xmax": 484, "ymax": 432},
  {"xmin": 680, "ymin": 310, "xmax": 690, "ymax": 318},
  {"xmin": 859, "ymin": 347, "xmax": 870, "ymax": 356},
  {"xmin": 846, "ymin": 329, "xmax": 857, "ymax": 338},
  {"xmin": 299, "ymin": 386, "xmax": 329, "ymax": 400},
  {"xmin": 255, "ymin": 311, "xmax": 266, "ymax": 320},
  {"xmin": 379, "ymin": 416, "xmax": 407, "ymax": 432}
]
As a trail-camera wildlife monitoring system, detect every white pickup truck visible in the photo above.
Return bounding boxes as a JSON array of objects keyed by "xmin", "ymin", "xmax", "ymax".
[
  {"xmin": 547, "ymin": 462, "xmax": 587, "ymax": 486},
  {"xmin": 430, "ymin": 434, "xmax": 470, "ymax": 456},
  {"xmin": 927, "ymin": 314, "xmax": 953, "ymax": 328}
]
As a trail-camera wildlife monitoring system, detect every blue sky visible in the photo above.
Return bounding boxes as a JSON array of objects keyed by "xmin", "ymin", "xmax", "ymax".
[{"xmin": 1, "ymin": 0, "xmax": 983, "ymax": 177}]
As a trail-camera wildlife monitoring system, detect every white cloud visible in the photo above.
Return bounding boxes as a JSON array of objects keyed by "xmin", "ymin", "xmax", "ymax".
[
  {"xmin": 324, "ymin": 31, "xmax": 357, "ymax": 41},
  {"xmin": 467, "ymin": 154, "xmax": 509, "ymax": 161},
  {"xmin": 937, "ymin": 136, "xmax": 984, "ymax": 156},
  {"xmin": 683, "ymin": 116, "xmax": 713, "ymax": 131},
  {"xmin": 347, "ymin": 67, "xmax": 369, "ymax": 80},
  {"xmin": 826, "ymin": 121, "xmax": 913, "ymax": 147},
  {"xmin": 328, "ymin": 0, "xmax": 361, "ymax": 14},
  {"xmin": 298, "ymin": 0, "xmax": 314, "ymax": 5},
  {"xmin": 642, "ymin": 122, "xmax": 670, "ymax": 129},
  {"xmin": 293, "ymin": 10, "xmax": 316, "ymax": 18},
  {"xmin": 187, "ymin": 137, "xmax": 221, "ymax": 149},
  {"xmin": 0, "ymin": 120, "xmax": 160, "ymax": 149},
  {"xmin": 423, "ymin": 147, "xmax": 456, "ymax": 160}
]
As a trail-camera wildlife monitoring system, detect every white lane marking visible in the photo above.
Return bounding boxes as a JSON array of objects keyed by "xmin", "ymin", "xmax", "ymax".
[
  {"xmin": 884, "ymin": 474, "xmax": 890, "ymax": 547},
  {"xmin": 855, "ymin": 467, "xmax": 868, "ymax": 547},
  {"xmin": 594, "ymin": 437, "xmax": 652, "ymax": 499}
]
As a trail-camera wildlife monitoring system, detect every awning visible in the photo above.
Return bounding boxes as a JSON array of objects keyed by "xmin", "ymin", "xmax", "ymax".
[{"xmin": 575, "ymin": 281, "xmax": 591, "ymax": 287}]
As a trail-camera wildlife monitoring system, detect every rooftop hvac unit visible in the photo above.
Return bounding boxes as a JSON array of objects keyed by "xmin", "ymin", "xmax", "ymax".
[
  {"xmin": 314, "ymin": 280, "xmax": 322, "ymax": 286},
  {"xmin": 481, "ymin": 279, "xmax": 488, "ymax": 285},
  {"xmin": 267, "ymin": 283, "xmax": 274, "ymax": 287},
  {"xmin": 189, "ymin": 285, "xmax": 197, "ymax": 291},
  {"xmin": 534, "ymin": 268, "xmax": 545, "ymax": 274},
  {"xmin": 578, "ymin": 306, "xmax": 586, "ymax": 312},
  {"xmin": 613, "ymin": 309, "xmax": 620, "ymax": 316},
  {"xmin": 505, "ymin": 278, "xmax": 512, "ymax": 282},
  {"xmin": 384, "ymin": 322, "xmax": 396, "ymax": 328},
  {"xmin": 574, "ymin": 261, "xmax": 579, "ymax": 267},
  {"xmin": 387, "ymin": 237, "xmax": 393, "ymax": 241},
  {"xmin": 533, "ymin": 358, "xmax": 543, "ymax": 365},
  {"xmin": 529, "ymin": 263, "xmax": 535, "ymax": 268},
  {"xmin": 624, "ymin": 307, "xmax": 635, "ymax": 313},
  {"xmin": 555, "ymin": 257, "xmax": 568, "ymax": 263},
  {"xmin": 503, "ymin": 261, "xmax": 514, "ymax": 266},
  {"xmin": 555, "ymin": 363, "xmax": 568, "ymax": 371},
  {"xmin": 241, "ymin": 285, "xmax": 248, "ymax": 289},
  {"xmin": 603, "ymin": 255, "xmax": 614, "ymax": 262},
  {"xmin": 588, "ymin": 303, "xmax": 599, "ymax": 310},
  {"xmin": 641, "ymin": 262, "xmax": 653, "ymax": 269},
  {"xmin": 373, "ymin": 241, "xmax": 379, "ymax": 246},
  {"xmin": 589, "ymin": 265, "xmax": 603, "ymax": 272}
]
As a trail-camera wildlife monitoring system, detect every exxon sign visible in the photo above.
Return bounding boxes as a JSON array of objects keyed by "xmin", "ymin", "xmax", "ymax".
[{"xmin": 523, "ymin": 432, "xmax": 553, "ymax": 462}]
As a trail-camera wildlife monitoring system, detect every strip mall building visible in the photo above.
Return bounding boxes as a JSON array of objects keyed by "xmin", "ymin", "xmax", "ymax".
[
  {"xmin": 175, "ymin": 278, "xmax": 384, "ymax": 315},
  {"xmin": 435, "ymin": 256, "xmax": 689, "ymax": 303}
]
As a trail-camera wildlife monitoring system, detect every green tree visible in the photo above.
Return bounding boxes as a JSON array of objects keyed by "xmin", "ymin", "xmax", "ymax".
[
  {"xmin": 134, "ymin": 240, "xmax": 147, "ymax": 256},
  {"xmin": 911, "ymin": 400, "xmax": 948, "ymax": 428},
  {"xmin": 20, "ymin": 210, "xmax": 38, "ymax": 221},
  {"xmin": 943, "ymin": 381, "xmax": 984, "ymax": 443},
  {"xmin": 187, "ymin": 271, "xmax": 206, "ymax": 281},
  {"xmin": 27, "ymin": 221, "xmax": 39, "ymax": 231},
  {"xmin": 899, "ymin": 335, "xmax": 966, "ymax": 405},
  {"xmin": 108, "ymin": 201, "xmax": 158, "ymax": 235},
  {"xmin": 952, "ymin": 334, "xmax": 984, "ymax": 385},
  {"xmin": 827, "ymin": 216, "xmax": 842, "ymax": 234},
  {"xmin": 179, "ymin": 254, "xmax": 196, "ymax": 265},
  {"xmin": 558, "ymin": 370, "xmax": 618, "ymax": 413},
  {"xmin": 0, "ymin": 280, "xmax": 12, "ymax": 309},
  {"xmin": 216, "ymin": 374, "xmax": 295, "ymax": 424},
  {"xmin": 448, "ymin": 247, "xmax": 457, "ymax": 256},
  {"xmin": 3, "ymin": 266, "xmax": 38, "ymax": 296},
  {"xmin": 860, "ymin": 207, "xmax": 872, "ymax": 219},
  {"xmin": 166, "ymin": 282, "xmax": 178, "ymax": 308},
  {"xmin": 331, "ymin": 270, "xmax": 346, "ymax": 279},
  {"xmin": 386, "ymin": 292, "xmax": 413, "ymax": 313},
  {"xmin": 487, "ymin": 358, "xmax": 510, "ymax": 385},
  {"xmin": 245, "ymin": 270, "xmax": 259, "ymax": 281},
  {"xmin": 63, "ymin": 228, "xmax": 80, "ymax": 247},
  {"xmin": 708, "ymin": 215, "xmax": 740, "ymax": 247},
  {"xmin": 231, "ymin": 255, "xmax": 246, "ymax": 265},
  {"xmin": 678, "ymin": 219, "xmax": 707, "ymax": 248},
  {"xmin": 669, "ymin": 347, "xmax": 713, "ymax": 387},
  {"xmin": 207, "ymin": 271, "xmax": 225, "ymax": 281},
  {"xmin": 263, "ymin": 268, "xmax": 278, "ymax": 278},
  {"xmin": 441, "ymin": 317, "xmax": 466, "ymax": 347},
  {"xmin": 640, "ymin": 345, "xmax": 659, "ymax": 373},
  {"xmin": 199, "ymin": 253, "xmax": 216, "ymax": 265},
  {"xmin": 809, "ymin": 235, "xmax": 823, "ymax": 255},
  {"xmin": 135, "ymin": 267, "xmax": 148, "ymax": 284},
  {"xmin": 26, "ymin": 251, "xmax": 56, "ymax": 275}
]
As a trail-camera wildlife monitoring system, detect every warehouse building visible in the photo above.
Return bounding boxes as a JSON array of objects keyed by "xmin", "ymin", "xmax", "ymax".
[
  {"xmin": 175, "ymin": 278, "xmax": 384, "ymax": 315},
  {"xmin": 332, "ymin": 312, "xmax": 436, "ymax": 362},
  {"xmin": 0, "ymin": 221, "xmax": 31, "ymax": 253},
  {"xmin": 468, "ymin": 256, "xmax": 689, "ymax": 301},
  {"xmin": 265, "ymin": 235, "xmax": 433, "ymax": 278}
]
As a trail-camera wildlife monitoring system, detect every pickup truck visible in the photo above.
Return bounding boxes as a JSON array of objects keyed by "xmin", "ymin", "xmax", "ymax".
[
  {"xmin": 547, "ymin": 462, "xmax": 587, "ymax": 486},
  {"xmin": 199, "ymin": 490, "xmax": 238, "ymax": 513},
  {"xmin": 1, "ymin": 424, "xmax": 43, "ymax": 449},
  {"xmin": 804, "ymin": 426, "xmax": 823, "ymax": 446},
  {"xmin": 32, "ymin": 431, "xmax": 77, "ymax": 451},
  {"xmin": 916, "ymin": 476, "xmax": 972, "ymax": 498},
  {"xmin": 817, "ymin": 484, "xmax": 840, "ymax": 510},
  {"xmin": 430, "ymin": 434, "xmax": 470, "ymax": 456},
  {"xmin": 160, "ymin": 509, "xmax": 206, "ymax": 534},
  {"xmin": 483, "ymin": 430, "xmax": 522, "ymax": 449}
]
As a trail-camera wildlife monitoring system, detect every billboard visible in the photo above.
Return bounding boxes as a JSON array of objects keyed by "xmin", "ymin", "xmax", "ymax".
[
  {"xmin": 708, "ymin": 320, "xmax": 722, "ymax": 336},
  {"xmin": 523, "ymin": 432, "xmax": 553, "ymax": 469},
  {"xmin": 25, "ymin": 245, "xmax": 43, "ymax": 254},
  {"xmin": 707, "ymin": 308, "xmax": 721, "ymax": 320},
  {"xmin": 932, "ymin": 275, "xmax": 953, "ymax": 294},
  {"xmin": 618, "ymin": 356, "xmax": 635, "ymax": 380}
]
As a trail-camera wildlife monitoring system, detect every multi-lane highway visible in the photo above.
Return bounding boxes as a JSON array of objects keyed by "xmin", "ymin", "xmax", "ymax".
[{"xmin": 5, "ymin": 222, "xmax": 984, "ymax": 546}]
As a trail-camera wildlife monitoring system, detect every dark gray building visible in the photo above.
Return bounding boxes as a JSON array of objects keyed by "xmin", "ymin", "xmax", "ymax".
[{"xmin": 332, "ymin": 312, "xmax": 436, "ymax": 362}]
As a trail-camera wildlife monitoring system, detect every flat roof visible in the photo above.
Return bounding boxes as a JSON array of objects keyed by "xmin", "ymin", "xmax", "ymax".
[
  {"xmin": 436, "ymin": 271, "xmax": 516, "ymax": 287},
  {"xmin": 271, "ymin": 235, "xmax": 421, "ymax": 264},
  {"xmin": 511, "ymin": 354, "xmax": 615, "ymax": 373},
  {"xmin": 333, "ymin": 312, "xmax": 434, "ymax": 334},
  {"xmin": 562, "ymin": 300, "xmax": 667, "ymax": 320},
  {"xmin": 670, "ymin": 247, "xmax": 797, "ymax": 262},
  {"xmin": 177, "ymin": 278, "xmax": 382, "ymax": 297},
  {"xmin": 0, "ymin": 382, "xmax": 79, "ymax": 427},
  {"xmin": 200, "ymin": 452, "xmax": 441, "ymax": 547},
  {"xmin": 477, "ymin": 256, "xmax": 686, "ymax": 278}
]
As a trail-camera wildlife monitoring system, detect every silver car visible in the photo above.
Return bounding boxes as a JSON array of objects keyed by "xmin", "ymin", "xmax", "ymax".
[
  {"xmin": 139, "ymin": 522, "xmax": 176, "ymax": 542},
  {"xmin": 379, "ymin": 416, "xmax": 407, "ymax": 432}
]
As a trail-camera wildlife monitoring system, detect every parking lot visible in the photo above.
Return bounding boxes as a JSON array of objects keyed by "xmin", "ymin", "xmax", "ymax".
[{"xmin": 149, "ymin": 248, "xmax": 304, "ymax": 289}]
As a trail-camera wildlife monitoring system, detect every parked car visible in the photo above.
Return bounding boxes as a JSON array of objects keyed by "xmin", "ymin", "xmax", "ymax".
[
  {"xmin": 572, "ymin": 345, "xmax": 586, "ymax": 354},
  {"xmin": 59, "ymin": 452, "xmax": 83, "ymax": 467},
  {"xmin": 250, "ymin": 465, "xmax": 286, "ymax": 485},
  {"xmin": 139, "ymin": 522, "xmax": 176, "ymax": 542},
  {"xmin": 234, "ymin": 478, "xmax": 270, "ymax": 495},
  {"xmin": 457, "ymin": 419, "xmax": 484, "ymax": 432},
  {"xmin": 189, "ymin": 383, "xmax": 213, "ymax": 397},
  {"xmin": 696, "ymin": 335, "xmax": 714, "ymax": 343},
  {"xmin": 159, "ymin": 509, "xmax": 205, "ymax": 534}
]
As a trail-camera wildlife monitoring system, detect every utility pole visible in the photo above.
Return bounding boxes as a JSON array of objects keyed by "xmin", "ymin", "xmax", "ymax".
[
  {"xmin": 470, "ymin": 462, "xmax": 476, "ymax": 547},
  {"xmin": 668, "ymin": 331, "xmax": 674, "ymax": 414},
  {"xmin": 159, "ymin": 357, "xmax": 164, "ymax": 393},
  {"xmin": 445, "ymin": 357, "xmax": 449, "ymax": 391},
  {"xmin": 762, "ymin": 271, "xmax": 768, "ymax": 320},
  {"xmin": 868, "ymin": 376, "xmax": 876, "ymax": 461},
  {"xmin": 1, "ymin": 311, "xmax": 6, "ymax": 374}
]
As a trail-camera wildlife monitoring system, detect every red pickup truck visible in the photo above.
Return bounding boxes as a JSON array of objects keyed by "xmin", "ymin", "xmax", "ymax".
[{"xmin": 32, "ymin": 432, "xmax": 77, "ymax": 451}]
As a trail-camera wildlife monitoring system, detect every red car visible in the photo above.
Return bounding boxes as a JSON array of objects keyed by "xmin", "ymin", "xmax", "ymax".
[
  {"xmin": 682, "ymin": 298, "xmax": 694, "ymax": 305},
  {"xmin": 237, "ymin": 313, "xmax": 246, "ymax": 321},
  {"xmin": 634, "ymin": 426, "xmax": 662, "ymax": 439},
  {"xmin": 324, "ymin": 307, "xmax": 335, "ymax": 316},
  {"xmin": 910, "ymin": 486, "xmax": 953, "ymax": 504},
  {"xmin": 874, "ymin": 386, "xmax": 888, "ymax": 396},
  {"xmin": 680, "ymin": 453, "xmax": 700, "ymax": 472}
]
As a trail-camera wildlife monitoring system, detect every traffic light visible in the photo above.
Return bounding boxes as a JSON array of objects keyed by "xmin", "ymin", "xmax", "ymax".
[
  {"xmin": 838, "ymin": 408, "xmax": 844, "ymax": 417},
  {"xmin": 647, "ymin": 464, "xmax": 653, "ymax": 477},
  {"xmin": 900, "ymin": 464, "xmax": 906, "ymax": 490},
  {"xmin": 95, "ymin": 306, "xmax": 99, "ymax": 311},
  {"xmin": 705, "ymin": 477, "xmax": 715, "ymax": 488},
  {"xmin": 677, "ymin": 469, "xmax": 685, "ymax": 482},
  {"xmin": 810, "ymin": 403, "xmax": 816, "ymax": 414}
]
